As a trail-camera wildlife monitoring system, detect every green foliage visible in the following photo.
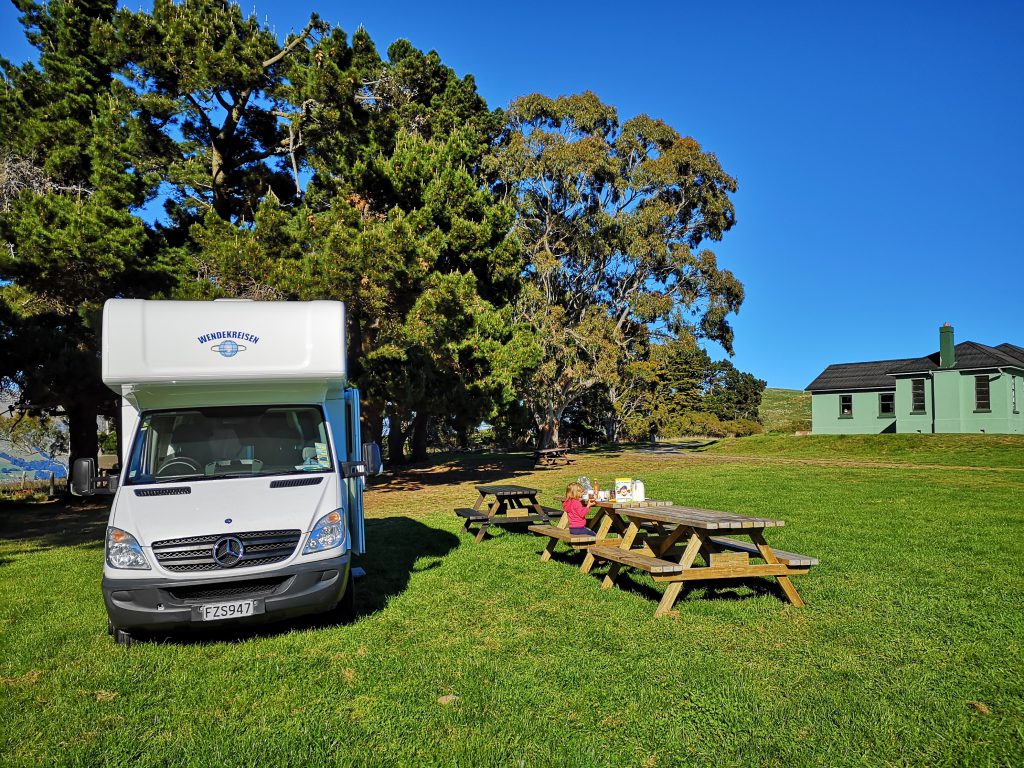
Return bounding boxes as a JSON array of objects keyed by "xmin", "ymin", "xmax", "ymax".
[
  {"xmin": 0, "ymin": 2, "xmax": 761, "ymax": 463},
  {"xmin": 113, "ymin": 0, "xmax": 328, "ymax": 223},
  {"xmin": 488, "ymin": 91, "xmax": 745, "ymax": 447},
  {"xmin": 0, "ymin": 0, "xmax": 170, "ymax": 465}
]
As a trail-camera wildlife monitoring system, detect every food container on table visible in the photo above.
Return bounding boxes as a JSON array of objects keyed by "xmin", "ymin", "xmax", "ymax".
[
  {"xmin": 632, "ymin": 478, "xmax": 646, "ymax": 502},
  {"xmin": 615, "ymin": 478, "xmax": 633, "ymax": 502}
]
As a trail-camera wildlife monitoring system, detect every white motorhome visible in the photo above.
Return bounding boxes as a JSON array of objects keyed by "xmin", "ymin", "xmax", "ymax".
[{"xmin": 73, "ymin": 299, "xmax": 379, "ymax": 645}]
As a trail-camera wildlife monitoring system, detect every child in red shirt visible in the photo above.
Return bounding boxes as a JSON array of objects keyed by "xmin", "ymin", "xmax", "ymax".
[{"xmin": 563, "ymin": 482, "xmax": 596, "ymax": 536}]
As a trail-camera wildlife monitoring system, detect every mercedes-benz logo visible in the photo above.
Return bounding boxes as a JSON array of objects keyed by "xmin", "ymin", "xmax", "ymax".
[{"xmin": 212, "ymin": 536, "xmax": 245, "ymax": 567}]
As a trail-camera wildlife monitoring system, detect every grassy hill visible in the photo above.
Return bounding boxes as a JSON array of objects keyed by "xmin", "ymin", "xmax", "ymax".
[{"xmin": 758, "ymin": 387, "xmax": 811, "ymax": 433}]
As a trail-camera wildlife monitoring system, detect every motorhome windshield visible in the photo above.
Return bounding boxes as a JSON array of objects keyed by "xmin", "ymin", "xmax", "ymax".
[{"xmin": 125, "ymin": 405, "xmax": 335, "ymax": 484}]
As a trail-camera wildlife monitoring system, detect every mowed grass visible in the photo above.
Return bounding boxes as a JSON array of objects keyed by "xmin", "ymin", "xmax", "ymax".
[{"xmin": 2, "ymin": 439, "xmax": 1023, "ymax": 767}]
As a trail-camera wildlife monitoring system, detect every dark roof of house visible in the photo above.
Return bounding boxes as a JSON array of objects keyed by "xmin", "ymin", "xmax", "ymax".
[
  {"xmin": 806, "ymin": 341, "xmax": 1024, "ymax": 391},
  {"xmin": 805, "ymin": 359, "xmax": 918, "ymax": 391},
  {"xmin": 887, "ymin": 341, "xmax": 1024, "ymax": 375}
]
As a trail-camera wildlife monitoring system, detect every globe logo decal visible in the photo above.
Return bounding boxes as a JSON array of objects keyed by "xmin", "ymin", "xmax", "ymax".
[
  {"xmin": 211, "ymin": 339, "xmax": 247, "ymax": 357},
  {"xmin": 197, "ymin": 330, "xmax": 259, "ymax": 355}
]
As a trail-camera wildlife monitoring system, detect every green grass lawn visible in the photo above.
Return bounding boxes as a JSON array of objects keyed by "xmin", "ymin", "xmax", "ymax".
[{"xmin": 2, "ymin": 438, "xmax": 1023, "ymax": 767}]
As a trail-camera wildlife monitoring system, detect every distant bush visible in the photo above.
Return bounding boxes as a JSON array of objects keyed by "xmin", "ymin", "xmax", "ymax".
[{"xmin": 728, "ymin": 418, "xmax": 764, "ymax": 437}]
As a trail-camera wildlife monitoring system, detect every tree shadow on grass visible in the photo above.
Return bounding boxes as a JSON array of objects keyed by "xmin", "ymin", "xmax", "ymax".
[
  {"xmin": 142, "ymin": 516, "xmax": 460, "ymax": 646},
  {"xmin": 0, "ymin": 498, "xmax": 109, "ymax": 558},
  {"xmin": 370, "ymin": 452, "xmax": 538, "ymax": 494}
]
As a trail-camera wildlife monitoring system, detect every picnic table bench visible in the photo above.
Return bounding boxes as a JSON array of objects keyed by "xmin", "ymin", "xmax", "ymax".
[
  {"xmin": 532, "ymin": 447, "xmax": 574, "ymax": 467},
  {"xmin": 456, "ymin": 485, "xmax": 557, "ymax": 543},
  {"xmin": 528, "ymin": 498, "xmax": 674, "ymax": 562},
  {"xmin": 581, "ymin": 504, "xmax": 817, "ymax": 616}
]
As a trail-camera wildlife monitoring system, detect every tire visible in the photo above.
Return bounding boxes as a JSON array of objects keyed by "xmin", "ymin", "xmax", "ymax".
[
  {"xmin": 107, "ymin": 618, "xmax": 114, "ymax": 636},
  {"xmin": 113, "ymin": 628, "xmax": 133, "ymax": 647},
  {"xmin": 332, "ymin": 574, "xmax": 356, "ymax": 625}
]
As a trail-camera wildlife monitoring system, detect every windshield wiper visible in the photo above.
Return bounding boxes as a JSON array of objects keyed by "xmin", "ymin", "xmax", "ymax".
[{"xmin": 149, "ymin": 474, "xmax": 216, "ymax": 484}]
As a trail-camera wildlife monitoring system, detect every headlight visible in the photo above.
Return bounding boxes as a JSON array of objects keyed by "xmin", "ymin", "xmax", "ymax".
[
  {"xmin": 106, "ymin": 527, "xmax": 151, "ymax": 570},
  {"xmin": 303, "ymin": 510, "xmax": 347, "ymax": 555}
]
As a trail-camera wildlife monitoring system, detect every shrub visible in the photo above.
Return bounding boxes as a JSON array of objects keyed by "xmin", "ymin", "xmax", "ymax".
[{"xmin": 728, "ymin": 418, "xmax": 764, "ymax": 437}]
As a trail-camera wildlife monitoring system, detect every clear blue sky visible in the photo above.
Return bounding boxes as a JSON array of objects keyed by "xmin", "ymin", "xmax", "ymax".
[{"xmin": 3, "ymin": 0, "xmax": 1022, "ymax": 389}]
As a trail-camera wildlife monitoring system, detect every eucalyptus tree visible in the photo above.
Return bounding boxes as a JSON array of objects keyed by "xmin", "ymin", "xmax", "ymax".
[{"xmin": 489, "ymin": 92, "xmax": 745, "ymax": 447}]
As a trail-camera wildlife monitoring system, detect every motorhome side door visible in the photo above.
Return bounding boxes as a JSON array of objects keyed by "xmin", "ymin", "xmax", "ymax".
[{"xmin": 341, "ymin": 388, "xmax": 366, "ymax": 554}]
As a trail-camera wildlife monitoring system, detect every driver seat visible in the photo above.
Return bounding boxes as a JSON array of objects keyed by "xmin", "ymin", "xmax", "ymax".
[{"xmin": 167, "ymin": 422, "xmax": 214, "ymax": 468}]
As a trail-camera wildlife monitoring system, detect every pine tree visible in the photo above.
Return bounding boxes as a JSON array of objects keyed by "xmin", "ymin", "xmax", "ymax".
[{"xmin": 0, "ymin": 0, "xmax": 169, "ymax": 468}]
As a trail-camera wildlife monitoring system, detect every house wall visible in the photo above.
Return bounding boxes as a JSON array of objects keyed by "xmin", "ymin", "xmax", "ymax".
[
  {"xmin": 894, "ymin": 369, "xmax": 1024, "ymax": 434},
  {"xmin": 895, "ymin": 377, "xmax": 933, "ymax": 433},
  {"xmin": 811, "ymin": 391, "xmax": 897, "ymax": 434},
  {"xmin": 949, "ymin": 369, "xmax": 1024, "ymax": 434}
]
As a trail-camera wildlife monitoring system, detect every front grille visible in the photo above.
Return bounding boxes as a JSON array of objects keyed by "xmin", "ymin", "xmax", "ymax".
[
  {"xmin": 135, "ymin": 486, "xmax": 192, "ymax": 497},
  {"xmin": 151, "ymin": 529, "xmax": 302, "ymax": 572},
  {"xmin": 270, "ymin": 476, "xmax": 324, "ymax": 488},
  {"xmin": 166, "ymin": 576, "xmax": 291, "ymax": 602}
]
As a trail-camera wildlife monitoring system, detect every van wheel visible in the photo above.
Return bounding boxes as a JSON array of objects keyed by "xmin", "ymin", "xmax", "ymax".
[
  {"xmin": 333, "ymin": 576, "xmax": 356, "ymax": 625},
  {"xmin": 113, "ymin": 628, "xmax": 133, "ymax": 647}
]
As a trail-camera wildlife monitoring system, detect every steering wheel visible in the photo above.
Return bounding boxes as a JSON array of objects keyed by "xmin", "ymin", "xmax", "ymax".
[{"xmin": 156, "ymin": 456, "xmax": 202, "ymax": 477}]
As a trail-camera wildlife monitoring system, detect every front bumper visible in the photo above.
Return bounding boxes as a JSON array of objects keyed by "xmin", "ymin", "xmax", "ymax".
[{"xmin": 103, "ymin": 552, "xmax": 351, "ymax": 632}]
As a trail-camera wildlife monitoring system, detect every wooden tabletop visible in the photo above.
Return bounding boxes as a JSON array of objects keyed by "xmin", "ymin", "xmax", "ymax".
[
  {"xmin": 592, "ymin": 499, "xmax": 672, "ymax": 509},
  {"xmin": 475, "ymin": 484, "xmax": 540, "ymax": 497},
  {"xmin": 613, "ymin": 504, "xmax": 785, "ymax": 530}
]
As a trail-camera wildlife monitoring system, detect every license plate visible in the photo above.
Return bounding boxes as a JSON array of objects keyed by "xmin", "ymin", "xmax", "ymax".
[{"xmin": 195, "ymin": 599, "xmax": 265, "ymax": 622}]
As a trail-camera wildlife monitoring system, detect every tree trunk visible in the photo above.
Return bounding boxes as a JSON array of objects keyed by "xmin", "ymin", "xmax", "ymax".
[
  {"xmin": 537, "ymin": 418, "xmax": 559, "ymax": 450},
  {"xmin": 386, "ymin": 407, "xmax": 408, "ymax": 464},
  {"xmin": 456, "ymin": 425, "xmax": 469, "ymax": 451},
  {"xmin": 410, "ymin": 412, "xmax": 429, "ymax": 463},
  {"xmin": 67, "ymin": 401, "xmax": 98, "ymax": 473}
]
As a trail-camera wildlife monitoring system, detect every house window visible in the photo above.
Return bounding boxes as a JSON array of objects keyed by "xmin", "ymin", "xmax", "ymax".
[
  {"xmin": 879, "ymin": 392, "xmax": 895, "ymax": 416},
  {"xmin": 911, "ymin": 379, "xmax": 926, "ymax": 413},
  {"xmin": 975, "ymin": 375, "xmax": 991, "ymax": 411},
  {"xmin": 839, "ymin": 394, "xmax": 853, "ymax": 417}
]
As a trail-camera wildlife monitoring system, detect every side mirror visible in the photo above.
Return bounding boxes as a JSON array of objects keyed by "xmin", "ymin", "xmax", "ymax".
[
  {"xmin": 71, "ymin": 458, "xmax": 118, "ymax": 496},
  {"xmin": 71, "ymin": 458, "xmax": 96, "ymax": 497},
  {"xmin": 362, "ymin": 441, "xmax": 383, "ymax": 476}
]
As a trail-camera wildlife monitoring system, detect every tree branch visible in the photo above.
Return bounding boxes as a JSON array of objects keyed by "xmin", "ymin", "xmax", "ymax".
[{"xmin": 262, "ymin": 20, "xmax": 320, "ymax": 70}]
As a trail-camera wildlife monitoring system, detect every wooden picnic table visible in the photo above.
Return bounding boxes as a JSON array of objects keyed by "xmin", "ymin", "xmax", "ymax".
[
  {"xmin": 581, "ymin": 504, "xmax": 817, "ymax": 616},
  {"xmin": 533, "ymin": 447, "xmax": 574, "ymax": 467},
  {"xmin": 455, "ymin": 484, "xmax": 558, "ymax": 543}
]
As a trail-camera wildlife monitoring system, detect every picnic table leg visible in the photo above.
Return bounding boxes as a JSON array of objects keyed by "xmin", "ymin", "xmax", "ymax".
[
  {"xmin": 580, "ymin": 512, "xmax": 614, "ymax": 574},
  {"xmin": 539, "ymin": 511, "xmax": 571, "ymax": 562},
  {"xmin": 601, "ymin": 521, "xmax": 641, "ymax": 590},
  {"xmin": 526, "ymin": 495, "xmax": 550, "ymax": 523},
  {"xmin": 474, "ymin": 499, "xmax": 504, "ymax": 543},
  {"xmin": 750, "ymin": 531, "xmax": 805, "ymax": 607},
  {"xmin": 654, "ymin": 531, "xmax": 704, "ymax": 618}
]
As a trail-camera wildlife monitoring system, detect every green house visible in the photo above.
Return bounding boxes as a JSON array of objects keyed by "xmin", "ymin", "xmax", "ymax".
[{"xmin": 806, "ymin": 325, "xmax": 1024, "ymax": 434}]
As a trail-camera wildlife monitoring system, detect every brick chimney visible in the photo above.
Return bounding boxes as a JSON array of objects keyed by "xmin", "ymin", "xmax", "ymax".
[{"xmin": 939, "ymin": 323, "xmax": 955, "ymax": 369}]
